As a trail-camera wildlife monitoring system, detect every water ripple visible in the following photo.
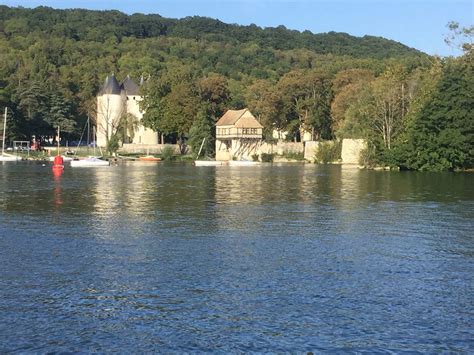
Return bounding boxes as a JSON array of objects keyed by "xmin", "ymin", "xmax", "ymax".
[{"xmin": 0, "ymin": 163, "xmax": 473, "ymax": 352}]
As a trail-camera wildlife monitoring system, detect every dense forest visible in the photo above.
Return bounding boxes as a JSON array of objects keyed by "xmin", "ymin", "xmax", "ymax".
[{"xmin": 0, "ymin": 6, "xmax": 472, "ymax": 170}]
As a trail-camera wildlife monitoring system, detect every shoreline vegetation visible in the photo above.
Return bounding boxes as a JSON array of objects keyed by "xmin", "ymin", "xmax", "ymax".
[
  {"xmin": 0, "ymin": 6, "xmax": 472, "ymax": 171},
  {"xmin": 11, "ymin": 148, "xmax": 473, "ymax": 172}
]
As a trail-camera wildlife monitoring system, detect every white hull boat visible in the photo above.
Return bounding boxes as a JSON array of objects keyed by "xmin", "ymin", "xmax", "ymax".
[
  {"xmin": 1, "ymin": 108, "xmax": 20, "ymax": 162},
  {"xmin": 48, "ymin": 155, "xmax": 73, "ymax": 162},
  {"xmin": 194, "ymin": 160, "xmax": 226, "ymax": 166},
  {"xmin": 70, "ymin": 157, "xmax": 110, "ymax": 167},
  {"xmin": 228, "ymin": 160, "xmax": 261, "ymax": 166},
  {"xmin": 0, "ymin": 154, "xmax": 20, "ymax": 162}
]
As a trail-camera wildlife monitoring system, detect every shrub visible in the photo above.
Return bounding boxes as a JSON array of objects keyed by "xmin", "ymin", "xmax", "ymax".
[
  {"xmin": 261, "ymin": 153, "xmax": 274, "ymax": 162},
  {"xmin": 251, "ymin": 154, "xmax": 259, "ymax": 162},
  {"xmin": 106, "ymin": 134, "xmax": 120, "ymax": 156},
  {"xmin": 161, "ymin": 145, "xmax": 175, "ymax": 161},
  {"xmin": 359, "ymin": 145, "xmax": 377, "ymax": 167},
  {"xmin": 282, "ymin": 150, "xmax": 304, "ymax": 160},
  {"xmin": 314, "ymin": 140, "xmax": 341, "ymax": 164}
]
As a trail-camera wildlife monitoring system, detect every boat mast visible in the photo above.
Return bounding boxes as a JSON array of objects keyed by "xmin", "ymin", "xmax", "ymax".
[
  {"xmin": 87, "ymin": 116, "xmax": 90, "ymax": 147},
  {"xmin": 197, "ymin": 137, "xmax": 206, "ymax": 159},
  {"xmin": 2, "ymin": 107, "xmax": 6, "ymax": 156},
  {"xmin": 93, "ymin": 125, "xmax": 96, "ymax": 156},
  {"xmin": 57, "ymin": 126, "xmax": 60, "ymax": 156}
]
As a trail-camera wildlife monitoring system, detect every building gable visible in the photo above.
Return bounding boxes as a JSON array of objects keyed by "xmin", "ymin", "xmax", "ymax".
[{"xmin": 216, "ymin": 108, "xmax": 263, "ymax": 129}]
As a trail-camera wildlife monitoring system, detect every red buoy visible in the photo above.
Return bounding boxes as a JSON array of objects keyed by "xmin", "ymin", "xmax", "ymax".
[
  {"xmin": 53, "ymin": 155, "xmax": 64, "ymax": 166},
  {"xmin": 52, "ymin": 155, "xmax": 64, "ymax": 175}
]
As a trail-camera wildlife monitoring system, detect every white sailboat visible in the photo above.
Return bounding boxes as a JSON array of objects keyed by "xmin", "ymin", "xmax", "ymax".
[
  {"xmin": 194, "ymin": 138, "xmax": 226, "ymax": 166},
  {"xmin": 70, "ymin": 156, "xmax": 110, "ymax": 167},
  {"xmin": 70, "ymin": 126, "xmax": 109, "ymax": 167},
  {"xmin": 0, "ymin": 107, "xmax": 20, "ymax": 162}
]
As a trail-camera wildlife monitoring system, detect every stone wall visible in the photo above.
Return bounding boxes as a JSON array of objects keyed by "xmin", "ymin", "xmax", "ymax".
[
  {"xmin": 341, "ymin": 139, "xmax": 367, "ymax": 165},
  {"xmin": 304, "ymin": 141, "xmax": 320, "ymax": 161},
  {"xmin": 119, "ymin": 139, "xmax": 366, "ymax": 161},
  {"xmin": 119, "ymin": 144, "xmax": 182, "ymax": 154},
  {"xmin": 215, "ymin": 139, "xmax": 304, "ymax": 161},
  {"xmin": 258, "ymin": 142, "xmax": 303, "ymax": 156}
]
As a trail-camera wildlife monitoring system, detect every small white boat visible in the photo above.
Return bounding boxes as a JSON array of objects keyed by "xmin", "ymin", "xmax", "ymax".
[
  {"xmin": 70, "ymin": 157, "xmax": 110, "ymax": 167},
  {"xmin": 194, "ymin": 160, "xmax": 226, "ymax": 166},
  {"xmin": 0, "ymin": 154, "xmax": 20, "ymax": 162},
  {"xmin": 48, "ymin": 155, "xmax": 73, "ymax": 162},
  {"xmin": 228, "ymin": 160, "xmax": 261, "ymax": 166},
  {"xmin": 1, "ymin": 108, "xmax": 21, "ymax": 162},
  {"xmin": 193, "ymin": 138, "xmax": 227, "ymax": 166},
  {"xmin": 138, "ymin": 155, "xmax": 161, "ymax": 162}
]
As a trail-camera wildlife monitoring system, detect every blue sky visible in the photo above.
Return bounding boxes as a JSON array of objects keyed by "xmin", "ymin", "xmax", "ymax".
[{"xmin": 2, "ymin": 0, "xmax": 472, "ymax": 56}]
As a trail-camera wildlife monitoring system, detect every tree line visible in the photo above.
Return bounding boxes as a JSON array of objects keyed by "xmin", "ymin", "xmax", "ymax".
[{"xmin": 0, "ymin": 6, "xmax": 471, "ymax": 170}]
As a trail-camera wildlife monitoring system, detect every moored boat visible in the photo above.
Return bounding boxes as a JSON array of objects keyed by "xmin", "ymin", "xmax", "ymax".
[
  {"xmin": 70, "ymin": 157, "xmax": 110, "ymax": 167},
  {"xmin": 138, "ymin": 155, "xmax": 161, "ymax": 162},
  {"xmin": 0, "ymin": 154, "xmax": 20, "ymax": 162},
  {"xmin": 1, "ymin": 107, "xmax": 21, "ymax": 162},
  {"xmin": 194, "ymin": 160, "xmax": 226, "ymax": 166},
  {"xmin": 48, "ymin": 155, "xmax": 73, "ymax": 162},
  {"xmin": 228, "ymin": 160, "xmax": 261, "ymax": 166}
]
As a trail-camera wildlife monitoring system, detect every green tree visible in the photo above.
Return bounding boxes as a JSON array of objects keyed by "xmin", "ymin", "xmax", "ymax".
[
  {"xmin": 188, "ymin": 106, "xmax": 214, "ymax": 158},
  {"xmin": 106, "ymin": 132, "xmax": 121, "ymax": 156},
  {"xmin": 331, "ymin": 69, "xmax": 374, "ymax": 135},
  {"xmin": 369, "ymin": 65, "xmax": 410, "ymax": 150},
  {"xmin": 404, "ymin": 54, "xmax": 473, "ymax": 170},
  {"xmin": 46, "ymin": 92, "xmax": 76, "ymax": 135},
  {"xmin": 245, "ymin": 79, "xmax": 285, "ymax": 139},
  {"xmin": 444, "ymin": 21, "xmax": 473, "ymax": 53},
  {"xmin": 142, "ymin": 65, "xmax": 200, "ymax": 151},
  {"xmin": 119, "ymin": 113, "xmax": 140, "ymax": 143},
  {"xmin": 277, "ymin": 70, "xmax": 333, "ymax": 141},
  {"xmin": 197, "ymin": 74, "xmax": 230, "ymax": 121}
]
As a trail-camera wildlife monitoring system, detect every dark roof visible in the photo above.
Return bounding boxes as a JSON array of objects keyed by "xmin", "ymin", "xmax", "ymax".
[
  {"xmin": 99, "ymin": 74, "xmax": 121, "ymax": 95},
  {"xmin": 121, "ymin": 76, "xmax": 140, "ymax": 96}
]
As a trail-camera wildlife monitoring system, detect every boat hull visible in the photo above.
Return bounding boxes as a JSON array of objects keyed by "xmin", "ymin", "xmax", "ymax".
[
  {"xmin": 228, "ymin": 160, "xmax": 261, "ymax": 166},
  {"xmin": 48, "ymin": 156, "xmax": 73, "ymax": 162},
  {"xmin": 138, "ymin": 156, "xmax": 161, "ymax": 162},
  {"xmin": 0, "ymin": 155, "xmax": 20, "ymax": 161},
  {"xmin": 70, "ymin": 158, "xmax": 110, "ymax": 167},
  {"xmin": 194, "ymin": 160, "xmax": 226, "ymax": 166}
]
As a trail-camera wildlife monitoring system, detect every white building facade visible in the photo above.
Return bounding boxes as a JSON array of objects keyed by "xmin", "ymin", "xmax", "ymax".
[{"xmin": 96, "ymin": 75, "xmax": 158, "ymax": 148}]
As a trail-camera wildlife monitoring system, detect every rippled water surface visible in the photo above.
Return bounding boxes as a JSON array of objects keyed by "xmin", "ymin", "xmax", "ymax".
[{"xmin": 0, "ymin": 162, "xmax": 473, "ymax": 352}]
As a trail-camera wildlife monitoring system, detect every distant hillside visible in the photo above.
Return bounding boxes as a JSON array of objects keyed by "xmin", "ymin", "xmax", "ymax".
[
  {"xmin": 0, "ymin": 5, "xmax": 433, "ymax": 144},
  {"xmin": 0, "ymin": 6, "xmax": 423, "ymax": 59}
]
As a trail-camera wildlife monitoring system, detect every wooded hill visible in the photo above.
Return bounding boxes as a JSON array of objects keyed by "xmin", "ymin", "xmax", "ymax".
[
  {"xmin": 1, "ymin": 6, "xmax": 471, "ymax": 170},
  {"xmin": 0, "ymin": 6, "xmax": 423, "ymax": 58}
]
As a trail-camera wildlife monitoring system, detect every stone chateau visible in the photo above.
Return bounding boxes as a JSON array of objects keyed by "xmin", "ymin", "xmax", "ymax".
[{"xmin": 96, "ymin": 74, "xmax": 158, "ymax": 147}]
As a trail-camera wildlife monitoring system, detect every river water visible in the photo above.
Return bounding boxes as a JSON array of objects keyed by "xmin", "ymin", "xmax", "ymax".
[{"xmin": 0, "ymin": 162, "xmax": 472, "ymax": 352}]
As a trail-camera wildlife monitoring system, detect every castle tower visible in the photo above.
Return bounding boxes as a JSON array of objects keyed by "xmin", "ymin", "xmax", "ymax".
[
  {"xmin": 120, "ymin": 76, "xmax": 158, "ymax": 145},
  {"xmin": 96, "ymin": 74, "xmax": 124, "ymax": 148},
  {"xmin": 96, "ymin": 75, "xmax": 158, "ymax": 148}
]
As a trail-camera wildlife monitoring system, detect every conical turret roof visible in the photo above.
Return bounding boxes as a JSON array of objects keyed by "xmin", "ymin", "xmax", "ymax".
[
  {"xmin": 121, "ymin": 75, "xmax": 140, "ymax": 96},
  {"xmin": 99, "ymin": 74, "xmax": 121, "ymax": 95}
]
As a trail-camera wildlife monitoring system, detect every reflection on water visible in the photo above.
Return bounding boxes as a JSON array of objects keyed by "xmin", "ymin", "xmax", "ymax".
[{"xmin": 0, "ymin": 162, "xmax": 473, "ymax": 352}]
